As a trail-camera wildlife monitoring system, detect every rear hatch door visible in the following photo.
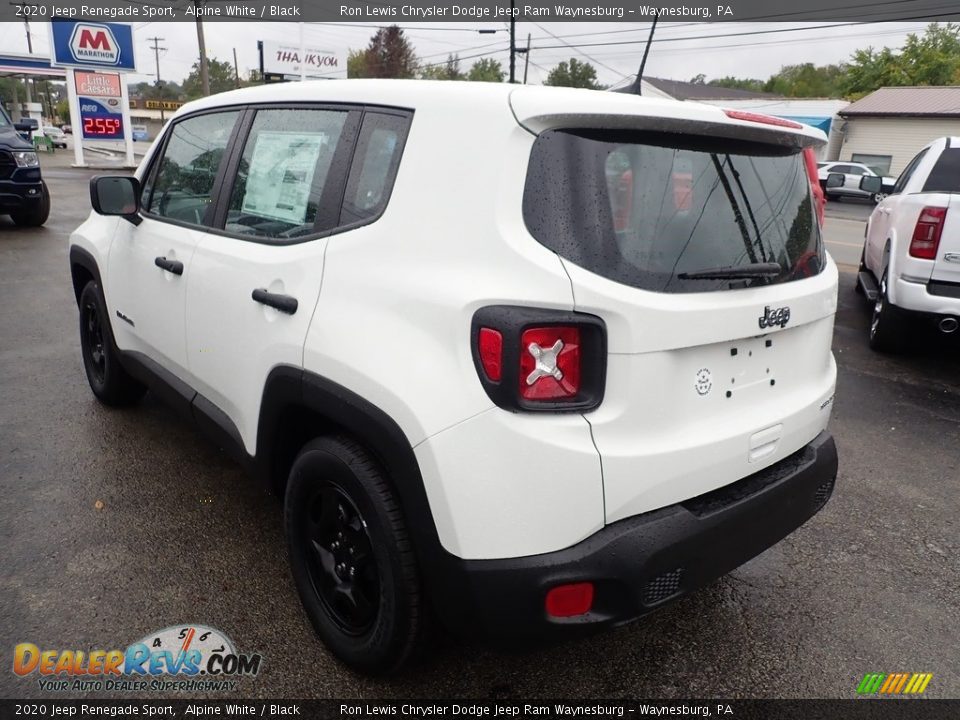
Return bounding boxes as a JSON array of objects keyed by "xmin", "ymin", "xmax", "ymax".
[{"xmin": 514, "ymin": 89, "xmax": 838, "ymax": 524}]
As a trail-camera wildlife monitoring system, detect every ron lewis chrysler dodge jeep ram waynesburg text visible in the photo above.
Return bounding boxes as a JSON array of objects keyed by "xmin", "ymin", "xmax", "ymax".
[{"xmin": 69, "ymin": 80, "xmax": 840, "ymax": 674}]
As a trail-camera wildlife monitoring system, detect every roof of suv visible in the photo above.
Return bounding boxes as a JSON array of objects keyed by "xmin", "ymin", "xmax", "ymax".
[{"xmin": 174, "ymin": 79, "xmax": 827, "ymax": 148}]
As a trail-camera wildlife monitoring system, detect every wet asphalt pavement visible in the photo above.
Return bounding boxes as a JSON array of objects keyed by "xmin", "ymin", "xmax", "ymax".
[{"xmin": 1, "ymin": 163, "xmax": 959, "ymax": 701}]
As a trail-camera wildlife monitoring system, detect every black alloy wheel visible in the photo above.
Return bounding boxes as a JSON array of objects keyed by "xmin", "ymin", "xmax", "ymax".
[{"xmin": 305, "ymin": 483, "xmax": 380, "ymax": 635}]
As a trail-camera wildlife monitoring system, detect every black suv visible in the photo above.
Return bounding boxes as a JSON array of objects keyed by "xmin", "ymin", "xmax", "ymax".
[{"xmin": 0, "ymin": 105, "xmax": 50, "ymax": 227}]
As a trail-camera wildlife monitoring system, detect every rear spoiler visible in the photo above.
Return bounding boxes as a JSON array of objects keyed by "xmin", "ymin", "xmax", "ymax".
[{"xmin": 509, "ymin": 88, "xmax": 827, "ymax": 151}]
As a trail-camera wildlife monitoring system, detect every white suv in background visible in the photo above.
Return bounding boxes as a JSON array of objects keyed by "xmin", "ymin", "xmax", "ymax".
[
  {"xmin": 69, "ymin": 81, "xmax": 839, "ymax": 673},
  {"xmin": 858, "ymin": 137, "xmax": 960, "ymax": 352}
]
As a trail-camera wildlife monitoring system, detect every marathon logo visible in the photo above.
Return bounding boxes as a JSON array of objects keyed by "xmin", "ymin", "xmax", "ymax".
[{"xmin": 69, "ymin": 23, "xmax": 120, "ymax": 65}]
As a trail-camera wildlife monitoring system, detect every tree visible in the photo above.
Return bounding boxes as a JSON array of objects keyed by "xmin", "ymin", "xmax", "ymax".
[
  {"xmin": 899, "ymin": 23, "xmax": 960, "ymax": 85},
  {"xmin": 182, "ymin": 58, "xmax": 235, "ymax": 99},
  {"xmin": 468, "ymin": 58, "xmax": 505, "ymax": 82},
  {"xmin": 419, "ymin": 54, "xmax": 464, "ymax": 80},
  {"xmin": 354, "ymin": 26, "xmax": 418, "ymax": 79},
  {"xmin": 347, "ymin": 49, "xmax": 368, "ymax": 79},
  {"xmin": 763, "ymin": 63, "xmax": 847, "ymax": 98},
  {"xmin": 544, "ymin": 58, "xmax": 600, "ymax": 89},
  {"xmin": 708, "ymin": 76, "xmax": 766, "ymax": 93},
  {"xmin": 842, "ymin": 23, "xmax": 960, "ymax": 95},
  {"xmin": 689, "ymin": 73, "xmax": 707, "ymax": 85}
]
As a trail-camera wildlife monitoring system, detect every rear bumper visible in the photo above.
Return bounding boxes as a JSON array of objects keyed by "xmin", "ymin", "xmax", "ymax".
[
  {"xmin": 893, "ymin": 275, "xmax": 960, "ymax": 317},
  {"xmin": 434, "ymin": 431, "xmax": 838, "ymax": 640}
]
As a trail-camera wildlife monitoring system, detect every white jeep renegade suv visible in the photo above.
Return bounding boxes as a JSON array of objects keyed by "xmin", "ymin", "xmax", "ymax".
[{"xmin": 69, "ymin": 80, "xmax": 839, "ymax": 674}]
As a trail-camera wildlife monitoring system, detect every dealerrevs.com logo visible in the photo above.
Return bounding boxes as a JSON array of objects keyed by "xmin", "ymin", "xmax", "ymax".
[{"xmin": 13, "ymin": 625, "xmax": 263, "ymax": 693}]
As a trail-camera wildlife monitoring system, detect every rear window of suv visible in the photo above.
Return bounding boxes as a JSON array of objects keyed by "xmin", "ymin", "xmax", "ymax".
[{"xmin": 523, "ymin": 129, "xmax": 823, "ymax": 293}]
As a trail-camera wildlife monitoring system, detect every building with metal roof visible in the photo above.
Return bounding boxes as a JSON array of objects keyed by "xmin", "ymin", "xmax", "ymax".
[{"xmin": 837, "ymin": 87, "xmax": 960, "ymax": 175}]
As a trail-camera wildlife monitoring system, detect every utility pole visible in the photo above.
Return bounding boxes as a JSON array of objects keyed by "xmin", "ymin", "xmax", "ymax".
[
  {"xmin": 508, "ymin": 0, "xmax": 516, "ymax": 83},
  {"xmin": 522, "ymin": 33, "xmax": 531, "ymax": 84},
  {"xmin": 148, "ymin": 36, "xmax": 167, "ymax": 121},
  {"xmin": 232, "ymin": 47, "xmax": 241, "ymax": 88},
  {"xmin": 195, "ymin": 1, "xmax": 210, "ymax": 96},
  {"xmin": 10, "ymin": 3, "xmax": 33, "ymax": 104}
]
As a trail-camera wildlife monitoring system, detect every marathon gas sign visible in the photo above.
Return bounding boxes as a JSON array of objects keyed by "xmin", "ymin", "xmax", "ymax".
[{"xmin": 50, "ymin": 20, "xmax": 137, "ymax": 72}]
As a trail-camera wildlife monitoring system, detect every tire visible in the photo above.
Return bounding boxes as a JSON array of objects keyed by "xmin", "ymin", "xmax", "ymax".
[
  {"xmin": 868, "ymin": 270, "xmax": 907, "ymax": 353},
  {"xmin": 872, "ymin": 192, "xmax": 888, "ymax": 204},
  {"xmin": 10, "ymin": 181, "xmax": 50, "ymax": 227},
  {"xmin": 78, "ymin": 281, "xmax": 146, "ymax": 406},
  {"xmin": 285, "ymin": 436, "xmax": 422, "ymax": 674}
]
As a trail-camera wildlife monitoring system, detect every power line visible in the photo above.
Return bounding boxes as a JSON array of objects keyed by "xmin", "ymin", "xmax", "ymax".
[{"xmin": 529, "ymin": 21, "xmax": 632, "ymax": 82}]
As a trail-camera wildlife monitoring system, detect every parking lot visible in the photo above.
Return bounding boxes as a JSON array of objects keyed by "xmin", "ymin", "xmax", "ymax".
[{"xmin": 1, "ymin": 159, "xmax": 958, "ymax": 700}]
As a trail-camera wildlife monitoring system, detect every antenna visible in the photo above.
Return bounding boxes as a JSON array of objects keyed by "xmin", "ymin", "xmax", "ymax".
[{"xmin": 615, "ymin": 17, "xmax": 658, "ymax": 95}]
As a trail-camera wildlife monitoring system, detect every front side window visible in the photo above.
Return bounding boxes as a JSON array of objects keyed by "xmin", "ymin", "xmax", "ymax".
[
  {"xmin": 142, "ymin": 110, "xmax": 240, "ymax": 226},
  {"xmin": 523, "ymin": 129, "xmax": 823, "ymax": 294},
  {"xmin": 224, "ymin": 108, "xmax": 348, "ymax": 240}
]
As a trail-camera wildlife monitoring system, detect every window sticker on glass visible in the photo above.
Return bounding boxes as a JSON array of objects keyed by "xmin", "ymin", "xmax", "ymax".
[{"xmin": 241, "ymin": 132, "xmax": 326, "ymax": 224}]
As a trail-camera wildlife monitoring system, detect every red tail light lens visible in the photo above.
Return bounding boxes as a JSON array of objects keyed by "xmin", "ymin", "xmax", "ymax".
[
  {"xmin": 546, "ymin": 582, "xmax": 594, "ymax": 618},
  {"xmin": 723, "ymin": 109, "xmax": 803, "ymax": 129},
  {"xmin": 803, "ymin": 148, "xmax": 825, "ymax": 226},
  {"xmin": 910, "ymin": 206, "xmax": 947, "ymax": 260},
  {"xmin": 471, "ymin": 307, "xmax": 606, "ymax": 412},
  {"xmin": 519, "ymin": 326, "xmax": 581, "ymax": 401},
  {"xmin": 477, "ymin": 327, "xmax": 503, "ymax": 381}
]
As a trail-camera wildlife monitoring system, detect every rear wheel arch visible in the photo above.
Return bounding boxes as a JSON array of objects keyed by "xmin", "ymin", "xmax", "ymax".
[{"xmin": 256, "ymin": 367, "xmax": 447, "ymax": 580}]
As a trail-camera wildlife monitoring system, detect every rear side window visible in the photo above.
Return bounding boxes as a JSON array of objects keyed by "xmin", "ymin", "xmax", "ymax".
[
  {"xmin": 340, "ymin": 112, "xmax": 408, "ymax": 226},
  {"xmin": 225, "ymin": 108, "xmax": 349, "ymax": 239},
  {"xmin": 922, "ymin": 148, "xmax": 960, "ymax": 193},
  {"xmin": 893, "ymin": 148, "xmax": 928, "ymax": 194},
  {"xmin": 141, "ymin": 110, "xmax": 240, "ymax": 226},
  {"xmin": 523, "ymin": 129, "xmax": 822, "ymax": 294}
]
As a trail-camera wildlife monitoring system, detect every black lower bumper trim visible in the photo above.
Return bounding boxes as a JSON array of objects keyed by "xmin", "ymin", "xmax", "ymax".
[{"xmin": 433, "ymin": 431, "xmax": 838, "ymax": 640}]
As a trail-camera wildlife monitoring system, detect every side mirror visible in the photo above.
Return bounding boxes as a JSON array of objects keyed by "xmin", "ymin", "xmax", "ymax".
[
  {"xmin": 825, "ymin": 172, "xmax": 845, "ymax": 189},
  {"xmin": 14, "ymin": 121, "xmax": 34, "ymax": 133},
  {"xmin": 860, "ymin": 175, "xmax": 882, "ymax": 194},
  {"xmin": 90, "ymin": 176, "xmax": 142, "ymax": 225}
]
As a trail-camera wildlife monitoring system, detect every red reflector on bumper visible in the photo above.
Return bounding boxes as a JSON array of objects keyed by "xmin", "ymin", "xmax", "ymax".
[{"xmin": 545, "ymin": 582, "xmax": 594, "ymax": 618}]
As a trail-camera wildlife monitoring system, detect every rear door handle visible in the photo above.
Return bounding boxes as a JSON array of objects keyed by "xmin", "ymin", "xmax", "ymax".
[
  {"xmin": 154, "ymin": 256, "xmax": 184, "ymax": 275},
  {"xmin": 252, "ymin": 288, "xmax": 298, "ymax": 315}
]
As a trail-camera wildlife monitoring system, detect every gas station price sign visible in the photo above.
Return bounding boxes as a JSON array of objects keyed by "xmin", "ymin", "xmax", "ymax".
[{"xmin": 75, "ymin": 70, "xmax": 125, "ymax": 140}]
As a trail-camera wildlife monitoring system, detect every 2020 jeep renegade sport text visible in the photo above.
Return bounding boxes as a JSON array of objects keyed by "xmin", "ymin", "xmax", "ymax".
[{"xmin": 69, "ymin": 81, "xmax": 840, "ymax": 674}]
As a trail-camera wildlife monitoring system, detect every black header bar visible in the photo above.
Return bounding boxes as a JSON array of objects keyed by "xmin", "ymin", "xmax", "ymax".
[{"xmin": 3, "ymin": 0, "xmax": 960, "ymax": 23}]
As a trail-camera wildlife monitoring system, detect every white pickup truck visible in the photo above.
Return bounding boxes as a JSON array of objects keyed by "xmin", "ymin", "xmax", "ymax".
[{"xmin": 849, "ymin": 137, "xmax": 960, "ymax": 352}]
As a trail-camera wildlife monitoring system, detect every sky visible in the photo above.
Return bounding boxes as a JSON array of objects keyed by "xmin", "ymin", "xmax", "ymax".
[{"xmin": 0, "ymin": 20, "xmax": 934, "ymax": 89}]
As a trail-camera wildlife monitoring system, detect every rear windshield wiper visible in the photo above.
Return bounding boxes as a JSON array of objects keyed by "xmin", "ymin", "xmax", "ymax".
[{"xmin": 677, "ymin": 262, "xmax": 782, "ymax": 280}]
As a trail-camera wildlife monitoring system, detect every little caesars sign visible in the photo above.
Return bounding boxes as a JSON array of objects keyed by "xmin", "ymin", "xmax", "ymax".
[{"xmin": 261, "ymin": 40, "xmax": 346, "ymax": 80}]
